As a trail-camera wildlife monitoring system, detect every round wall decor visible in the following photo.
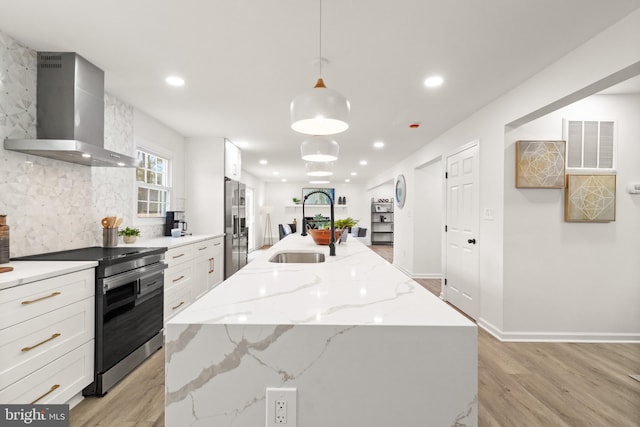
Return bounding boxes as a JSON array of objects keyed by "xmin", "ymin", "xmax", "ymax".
[{"xmin": 395, "ymin": 174, "xmax": 406, "ymax": 208}]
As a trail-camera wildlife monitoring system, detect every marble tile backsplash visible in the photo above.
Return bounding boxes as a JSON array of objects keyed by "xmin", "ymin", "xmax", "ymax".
[{"xmin": 0, "ymin": 30, "xmax": 162, "ymax": 257}]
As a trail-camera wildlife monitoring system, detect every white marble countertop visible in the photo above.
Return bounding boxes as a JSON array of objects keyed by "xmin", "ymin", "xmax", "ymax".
[
  {"xmin": 134, "ymin": 234, "xmax": 222, "ymax": 249},
  {"xmin": 0, "ymin": 261, "xmax": 98, "ymax": 291},
  {"xmin": 170, "ymin": 234, "xmax": 475, "ymax": 327}
]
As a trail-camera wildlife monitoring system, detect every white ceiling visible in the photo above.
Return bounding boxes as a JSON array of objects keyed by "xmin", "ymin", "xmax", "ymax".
[{"xmin": 1, "ymin": 0, "xmax": 638, "ymax": 184}]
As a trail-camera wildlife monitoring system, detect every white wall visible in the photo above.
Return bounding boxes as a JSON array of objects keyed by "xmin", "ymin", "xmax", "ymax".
[
  {"xmin": 184, "ymin": 137, "xmax": 225, "ymax": 236},
  {"xmin": 413, "ymin": 158, "xmax": 443, "ymax": 278},
  {"xmin": 503, "ymin": 93, "xmax": 640, "ymax": 339},
  {"xmin": 263, "ymin": 182, "xmax": 368, "ymax": 246},
  {"xmin": 365, "ymin": 10, "xmax": 640, "ymax": 339}
]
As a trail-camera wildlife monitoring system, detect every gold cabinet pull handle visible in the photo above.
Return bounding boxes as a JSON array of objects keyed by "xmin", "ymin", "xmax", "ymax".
[
  {"xmin": 198, "ymin": 246, "xmax": 208, "ymax": 251},
  {"xmin": 31, "ymin": 384, "xmax": 60, "ymax": 404},
  {"xmin": 22, "ymin": 333, "xmax": 61, "ymax": 352},
  {"xmin": 172, "ymin": 275, "xmax": 185, "ymax": 282},
  {"xmin": 172, "ymin": 301, "xmax": 185, "ymax": 310},
  {"xmin": 209, "ymin": 257, "xmax": 214, "ymax": 274},
  {"xmin": 213, "ymin": 242, "xmax": 221, "ymax": 246},
  {"xmin": 21, "ymin": 291, "xmax": 61, "ymax": 305},
  {"xmin": 172, "ymin": 253, "xmax": 185, "ymax": 259}
]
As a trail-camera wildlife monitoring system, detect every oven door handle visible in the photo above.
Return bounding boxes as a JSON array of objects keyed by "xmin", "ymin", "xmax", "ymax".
[{"xmin": 102, "ymin": 262, "xmax": 167, "ymax": 293}]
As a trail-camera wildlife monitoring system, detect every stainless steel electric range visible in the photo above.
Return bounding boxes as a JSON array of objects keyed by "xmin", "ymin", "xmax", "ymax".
[{"xmin": 15, "ymin": 246, "xmax": 167, "ymax": 396}]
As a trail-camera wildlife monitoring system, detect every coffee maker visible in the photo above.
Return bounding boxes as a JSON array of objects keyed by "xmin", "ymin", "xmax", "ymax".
[{"xmin": 165, "ymin": 211, "xmax": 188, "ymax": 236}]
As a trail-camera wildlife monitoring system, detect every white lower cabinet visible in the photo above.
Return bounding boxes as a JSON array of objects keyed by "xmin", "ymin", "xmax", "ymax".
[
  {"xmin": 0, "ymin": 268, "xmax": 95, "ymax": 405},
  {"xmin": 0, "ymin": 298, "xmax": 94, "ymax": 389},
  {"xmin": 0, "ymin": 341, "xmax": 93, "ymax": 404},
  {"xmin": 192, "ymin": 238, "xmax": 224, "ymax": 299},
  {"xmin": 164, "ymin": 280, "xmax": 192, "ymax": 321},
  {"xmin": 163, "ymin": 237, "xmax": 224, "ymax": 325}
]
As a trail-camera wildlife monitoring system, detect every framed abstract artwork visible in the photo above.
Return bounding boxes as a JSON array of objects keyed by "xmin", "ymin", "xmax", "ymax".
[
  {"xmin": 515, "ymin": 140, "xmax": 566, "ymax": 188},
  {"xmin": 302, "ymin": 188, "xmax": 335, "ymax": 205},
  {"xmin": 564, "ymin": 174, "xmax": 616, "ymax": 222}
]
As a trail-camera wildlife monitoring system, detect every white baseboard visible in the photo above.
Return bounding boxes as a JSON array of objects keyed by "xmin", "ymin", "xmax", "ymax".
[
  {"xmin": 393, "ymin": 263, "xmax": 411, "ymax": 276},
  {"xmin": 477, "ymin": 318, "xmax": 640, "ymax": 343},
  {"xmin": 391, "ymin": 263, "xmax": 441, "ymax": 280},
  {"xmin": 412, "ymin": 273, "xmax": 442, "ymax": 279}
]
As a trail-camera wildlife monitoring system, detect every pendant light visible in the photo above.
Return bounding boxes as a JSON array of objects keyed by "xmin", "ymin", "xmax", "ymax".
[
  {"xmin": 306, "ymin": 161, "xmax": 334, "ymax": 177},
  {"xmin": 290, "ymin": 0, "xmax": 350, "ymax": 136},
  {"xmin": 300, "ymin": 135, "xmax": 339, "ymax": 162}
]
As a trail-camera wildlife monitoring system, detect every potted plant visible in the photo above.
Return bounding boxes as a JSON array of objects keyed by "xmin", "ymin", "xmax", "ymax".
[
  {"xmin": 292, "ymin": 197, "xmax": 301, "ymax": 204},
  {"xmin": 119, "ymin": 227, "xmax": 141, "ymax": 244},
  {"xmin": 334, "ymin": 217, "xmax": 358, "ymax": 242}
]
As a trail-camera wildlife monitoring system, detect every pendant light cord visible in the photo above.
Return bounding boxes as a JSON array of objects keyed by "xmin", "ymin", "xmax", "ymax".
[{"xmin": 319, "ymin": 0, "xmax": 323, "ymax": 78}]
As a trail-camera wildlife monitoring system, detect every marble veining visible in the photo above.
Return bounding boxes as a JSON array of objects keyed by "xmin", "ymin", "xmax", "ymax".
[
  {"xmin": 452, "ymin": 396, "xmax": 478, "ymax": 427},
  {"xmin": 166, "ymin": 236, "xmax": 477, "ymax": 426},
  {"xmin": 166, "ymin": 324, "xmax": 295, "ymax": 405},
  {"xmin": 170, "ymin": 235, "xmax": 472, "ymax": 327}
]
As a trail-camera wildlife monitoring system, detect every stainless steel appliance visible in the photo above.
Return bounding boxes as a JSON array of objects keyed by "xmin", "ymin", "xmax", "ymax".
[
  {"xmin": 15, "ymin": 246, "xmax": 167, "ymax": 396},
  {"xmin": 4, "ymin": 52, "xmax": 139, "ymax": 167},
  {"xmin": 164, "ymin": 211, "xmax": 188, "ymax": 236},
  {"xmin": 225, "ymin": 178, "xmax": 248, "ymax": 278}
]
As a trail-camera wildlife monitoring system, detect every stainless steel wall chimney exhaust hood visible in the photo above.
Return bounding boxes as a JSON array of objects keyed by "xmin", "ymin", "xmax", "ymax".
[{"xmin": 4, "ymin": 52, "xmax": 140, "ymax": 167}]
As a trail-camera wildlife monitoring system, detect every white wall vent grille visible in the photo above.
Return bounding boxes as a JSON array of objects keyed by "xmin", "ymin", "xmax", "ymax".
[{"xmin": 564, "ymin": 119, "xmax": 616, "ymax": 169}]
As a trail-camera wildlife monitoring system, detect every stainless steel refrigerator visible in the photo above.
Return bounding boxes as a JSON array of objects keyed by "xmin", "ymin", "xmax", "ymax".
[{"xmin": 225, "ymin": 178, "xmax": 248, "ymax": 278}]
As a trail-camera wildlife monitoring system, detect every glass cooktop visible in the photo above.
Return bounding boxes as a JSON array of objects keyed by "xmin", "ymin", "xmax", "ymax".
[{"xmin": 14, "ymin": 246, "xmax": 166, "ymax": 264}]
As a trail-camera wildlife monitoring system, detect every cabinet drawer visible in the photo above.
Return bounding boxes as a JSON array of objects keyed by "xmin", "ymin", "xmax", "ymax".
[
  {"xmin": 0, "ymin": 269, "xmax": 94, "ymax": 330},
  {"xmin": 0, "ymin": 297, "xmax": 94, "ymax": 389},
  {"xmin": 0, "ymin": 340, "xmax": 93, "ymax": 405},
  {"xmin": 165, "ymin": 245, "xmax": 195, "ymax": 268},
  {"xmin": 164, "ymin": 282, "xmax": 193, "ymax": 323},
  {"xmin": 164, "ymin": 264, "xmax": 193, "ymax": 293}
]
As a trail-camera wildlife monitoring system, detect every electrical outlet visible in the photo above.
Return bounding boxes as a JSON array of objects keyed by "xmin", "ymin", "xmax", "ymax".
[
  {"xmin": 275, "ymin": 400, "xmax": 287, "ymax": 424},
  {"xmin": 266, "ymin": 387, "xmax": 296, "ymax": 427}
]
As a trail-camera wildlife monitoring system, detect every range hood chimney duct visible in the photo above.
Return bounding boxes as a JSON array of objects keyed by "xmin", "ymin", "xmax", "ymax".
[{"xmin": 4, "ymin": 52, "xmax": 140, "ymax": 167}]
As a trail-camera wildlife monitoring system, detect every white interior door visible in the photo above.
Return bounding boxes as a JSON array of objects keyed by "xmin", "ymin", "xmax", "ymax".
[{"xmin": 445, "ymin": 142, "xmax": 479, "ymax": 319}]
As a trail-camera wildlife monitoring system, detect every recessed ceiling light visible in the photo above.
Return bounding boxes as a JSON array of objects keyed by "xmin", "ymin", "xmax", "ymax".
[
  {"xmin": 273, "ymin": 171, "xmax": 279, "ymax": 175},
  {"xmin": 259, "ymin": 159, "xmax": 268, "ymax": 165},
  {"xmin": 373, "ymin": 141, "xmax": 385, "ymax": 149},
  {"xmin": 345, "ymin": 179, "xmax": 351, "ymax": 183},
  {"xmin": 424, "ymin": 75, "xmax": 443, "ymax": 88},
  {"xmin": 359, "ymin": 160, "xmax": 368, "ymax": 166},
  {"xmin": 165, "ymin": 76, "xmax": 185, "ymax": 87},
  {"xmin": 309, "ymin": 180, "xmax": 330, "ymax": 184},
  {"xmin": 350, "ymin": 172, "xmax": 357, "ymax": 176},
  {"xmin": 281, "ymin": 178, "xmax": 287, "ymax": 182}
]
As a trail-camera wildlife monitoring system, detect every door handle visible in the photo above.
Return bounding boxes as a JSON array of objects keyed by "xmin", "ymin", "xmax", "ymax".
[{"xmin": 467, "ymin": 238, "xmax": 476, "ymax": 244}]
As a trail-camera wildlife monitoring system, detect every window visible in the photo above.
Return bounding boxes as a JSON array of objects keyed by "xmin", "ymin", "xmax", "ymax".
[
  {"xmin": 136, "ymin": 149, "xmax": 170, "ymax": 218},
  {"xmin": 564, "ymin": 119, "xmax": 615, "ymax": 169}
]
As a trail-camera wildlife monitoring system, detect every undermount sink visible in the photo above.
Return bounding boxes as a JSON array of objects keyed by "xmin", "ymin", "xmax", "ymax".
[{"xmin": 269, "ymin": 251, "xmax": 326, "ymax": 264}]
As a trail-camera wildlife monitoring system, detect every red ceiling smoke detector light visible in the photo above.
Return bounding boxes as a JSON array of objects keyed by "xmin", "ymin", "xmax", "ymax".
[{"xmin": 409, "ymin": 122, "xmax": 421, "ymax": 129}]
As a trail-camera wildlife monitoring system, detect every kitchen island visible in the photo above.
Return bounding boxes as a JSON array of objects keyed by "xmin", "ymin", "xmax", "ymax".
[{"xmin": 165, "ymin": 234, "xmax": 477, "ymax": 426}]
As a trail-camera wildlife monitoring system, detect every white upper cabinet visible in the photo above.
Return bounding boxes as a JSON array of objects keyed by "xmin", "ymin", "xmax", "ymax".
[{"xmin": 224, "ymin": 139, "xmax": 242, "ymax": 180}]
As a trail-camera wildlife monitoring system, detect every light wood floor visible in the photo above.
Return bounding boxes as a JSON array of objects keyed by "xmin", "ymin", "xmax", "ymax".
[{"xmin": 70, "ymin": 245, "xmax": 640, "ymax": 426}]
